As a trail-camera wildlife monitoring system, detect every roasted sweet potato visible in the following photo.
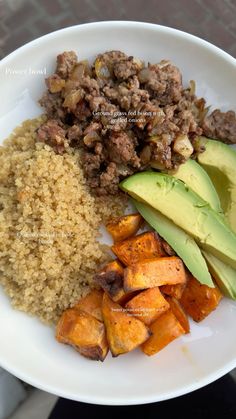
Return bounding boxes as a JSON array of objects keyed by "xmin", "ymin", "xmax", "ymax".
[
  {"xmin": 73, "ymin": 289, "xmax": 103, "ymax": 322},
  {"xmin": 115, "ymin": 290, "xmax": 141, "ymax": 306},
  {"xmin": 180, "ymin": 274, "xmax": 222, "ymax": 322},
  {"xmin": 112, "ymin": 231, "xmax": 166, "ymax": 266},
  {"xmin": 124, "ymin": 256, "xmax": 187, "ymax": 292},
  {"xmin": 94, "ymin": 260, "xmax": 138, "ymax": 304},
  {"xmin": 94, "ymin": 260, "xmax": 124, "ymax": 302},
  {"xmin": 141, "ymin": 309, "xmax": 185, "ymax": 356},
  {"xmin": 106, "ymin": 213, "xmax": 143, "ymax": 242},
  {"xmin": 161, "ymin": 282, "xmax": 187, "ymax": 300},
  {"xmin": 102, "ymin": 293, "xmax": 150, "ymax": 356},
  {"xmin": 125, "ymin": 287, "xmax": 169, "ymax": 325},
  {"xmin": 166, "ymin": 296, "xmax": 190, "ymax": 333},
  {"xmin": 56, "ymin": 308, "xmax": 108, "ymax": 361}
]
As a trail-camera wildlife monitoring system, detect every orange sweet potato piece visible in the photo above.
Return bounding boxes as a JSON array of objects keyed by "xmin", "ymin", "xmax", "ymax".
[
  {"xmin": 180, "ymin": 275, "xmax": 222, "ymax": 322},
  {"xmin": 94, "ymin": 260, "xmax": 124, "ymax": 302},
  {"xmin": 56, "ymin": 308, "xmax": 108, "ymax": 361},
  {"xmin": 124, "ymin": 256, "xmax": 187, "ymax": 292},
  {"xmin": 125, "ymin": 287, "xmax": 169, "ymax": 325},
  {"xmin": 166, "ymin": 296, "xmax": 190, "ymax": 333},
  {"xmin": 141, "ymin": 309, "xmax": 185, "ymax": 356},
  {"xmin": 106, "ymin": 213, "xmax": 143, "ymax": 242},
  {"xmin": 94, "ymin": 260, "xmax": 138, "ymax": 304},
  {"xmin": 161, "ymin": 282, "xmax": 187, "ymax": 300},
  {"xmin": 115, "ymin": 290, "xmax": 141, "ymax": 306},
  {"xmin": 112, "ymin": 231, "xmax": 166, "ymax": 266},
  {"xmin": 73, "ymin": 289, "xmax": 103, "ymax": 322},
  {"xmin": 102, "ymin": 293, "xmax": 150, "ymax": 356}
]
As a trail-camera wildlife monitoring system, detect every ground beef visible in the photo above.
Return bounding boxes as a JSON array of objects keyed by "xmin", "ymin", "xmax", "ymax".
[
  {"xmin": 106, "ymin": 132, "xmax": 140, "ymax": 167},
  {"xmin": 74, "ymin": 100, "xmax": 91, "ymax": 121},
  {"xmin": 202, "ymin": 109, "xmax": 236, "ymax": 144},
  {"xmin": 39, "ymin": 92, "xmax": 65, "ymax": 120},
  {"xmin": 143, "ymin": 61, "xmax": 182, "ymax": 105},
  {"xmin": 83, "ymin": 122, "xmax": 102, "ymax": 147},
  {"xmin": 113, "ymin": 56, "xmax": 143, "ymax": 80},
  {"xmin": 117, "ymin": 85, "xmax": 150, "ymax": 112},
  {"xmin": 152, "ymin": 140, "xmax": 172, "ymax": 169},
  {"xmin": 81, "ymin": 76, "xmax": 100, "ymax": 97},
  {"xmin": 67, "ymin": 124, "xmax": 83, "ymax": 142},
  {"xmin": 56, "ymin": 51, "xmax": 78, "ymax": 79},
  {"xmin": 99, "ymin": 162, "xmax": 120, "ymax": 195},
  {"xmin": 95, "ymin": 50, "xmax": 128, "ymax": 74},
  {"xmin": 87, "ymin": 95, "xmax": 107, "ymax": 112},
  {"xmin": 82, "ymin": 152, "xmax": 102, "ymax": 179},
  {"xmin": 37, "ymin": 119, "xmax": 67, "ymax": 154},
  {"xmin": 103, "ymin": 79, "xmax": 149, "ymax": 112},
  {"xmin": 38, "ymin": 50, "xmax": 235, "ymax": 195}
]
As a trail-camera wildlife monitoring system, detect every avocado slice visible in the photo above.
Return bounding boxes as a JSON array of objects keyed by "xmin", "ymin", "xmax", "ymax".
[
  {"xmin": 197, "ymin": 138, "xmax": 236, "ymax": 233},
  {"xmin": 170, "ymin": 159, "xmax": 222, "ymax": 213},
  {"xmin": 134, "ymin": 200, "xmax": 214, "ymax": 287},
  {"xmin": 202, "ymin": 251, "xmax": 236, "ymax": 300},
  {"xmin": 120, "ymin": 172, "xmax": 236, "ymax": 269},
  {"xmin": 170, "ymin": 157, "xmax": 236, "ymax": 300}
]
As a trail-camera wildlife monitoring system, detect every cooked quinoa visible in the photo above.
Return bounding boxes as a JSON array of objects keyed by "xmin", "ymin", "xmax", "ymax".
[{"xmin": 0, "ymin": 117, "xmax": 125, "ymax": 324}]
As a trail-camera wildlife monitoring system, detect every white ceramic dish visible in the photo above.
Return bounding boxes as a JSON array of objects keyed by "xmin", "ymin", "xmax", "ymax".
[{"xmin": 0, "ymin": 21, "xmax": 236, "ymax": 406}]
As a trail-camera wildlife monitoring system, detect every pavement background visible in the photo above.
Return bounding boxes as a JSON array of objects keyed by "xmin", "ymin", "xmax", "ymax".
[{"xmin": 0, "ymin": 0, "xmax": 236, "ymax": 59}]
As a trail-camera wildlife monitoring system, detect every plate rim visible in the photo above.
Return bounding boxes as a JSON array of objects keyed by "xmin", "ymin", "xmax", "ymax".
[
  {"xmin": 0, "ymin": 347, "xmax": 235, "ymax": 405},
  {"xmin": 1, "ymin": 20, "xmax": 236, "ymax": 68}
]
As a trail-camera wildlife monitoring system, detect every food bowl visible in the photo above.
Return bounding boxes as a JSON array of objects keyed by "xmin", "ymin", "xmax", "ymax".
[{"xmin": 0, "ymin": 21, "xmax": 236, "ymax": 405}]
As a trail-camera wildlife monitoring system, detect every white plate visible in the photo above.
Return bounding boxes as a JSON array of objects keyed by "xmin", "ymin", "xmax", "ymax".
[{"xmin": 0, "ymin": 21, "xmax": 236, "ymax": 405}]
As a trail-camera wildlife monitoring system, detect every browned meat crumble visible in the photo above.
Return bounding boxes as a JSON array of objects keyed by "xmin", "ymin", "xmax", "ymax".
[
  {"xmin": 201, "ymin": 109, "xmax": 236, "ymax": 144},
  {"xmin": 38, "ymin": 50, "xmax": 236, "ymax": 195}
]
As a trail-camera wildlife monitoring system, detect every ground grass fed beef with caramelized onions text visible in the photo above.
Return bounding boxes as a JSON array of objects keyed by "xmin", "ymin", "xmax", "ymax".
[{"xmin": 38, "ymin": 50, "xmax": 236, "ymax": 195}]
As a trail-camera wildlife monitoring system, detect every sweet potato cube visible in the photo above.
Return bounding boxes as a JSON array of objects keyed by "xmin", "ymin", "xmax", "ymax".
[
  {"xmin": 112, "ymin": 231, "xmax": 165, "ymax": 266},
  {"xmin": 125, "ymin": 287, "xmax": 169, "ymax": 325},
  {"xmin": 94, "ymin": 260, "xmax": 124, "ymax": 302},
  {"xmin": 73, "ymin": 289, "xmax": 103, "ymax": 322},
  {"xmin": 124, "ymin": 256, "xmax": 187, "ymax": 292},
  {"xmin": 56, "ymin": 308, "xmax": 108, "ymax": 361},
  {"xmin": 115, "ymin": 290, "xmax": 140, "ymax": 306},
  {"xmin": 94, "ymin": 260, "xmax": 137, "ymax": 304},
  {"xmin": 106, "ymin": 213, "xmax": 143, "ymax": 242},
  {"xmin": 161, "ymin": 282, "xmax": 187, "ymax": 300},
  {"xmin": 180, "ymin": 275, "xmax": 222, "ymax": 322},
  {"xmin": 142, "ymin": 309, "xmax": 185, "ymax": 356},
  {"xmin": 166, "ymin": 296, "xmax": 190, "ymax": 333},
  {"xmin": 102, "ymin": 293, "xmax": 150, "ymax": 356}
]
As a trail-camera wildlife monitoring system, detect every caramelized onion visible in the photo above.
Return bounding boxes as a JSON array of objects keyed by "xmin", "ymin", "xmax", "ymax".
[{"xmin": 138, "ymin": 68, "xmax": 152, "ymax": 83}]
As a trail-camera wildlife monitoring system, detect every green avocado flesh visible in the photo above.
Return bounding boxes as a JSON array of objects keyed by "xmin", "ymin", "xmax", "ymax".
[
  {"xmin": 170, "ymin": 155, "xmax": 236, "ymax": 299},
  {"xmin": 120, "ymin": 172, "xmax": 236, "ymax": 269},
  {"xmin": 202, "ymin": 251, "xmax": 236, "ymax": 300},
  {"xmin": 133, "ymin": 200, "xmax": 214, "ymax": 287},
  {"xmin": 170, "ymin": 159, "xmax": 222, "ymax": 213},
  {"xmin": 197, "ymin": 138, "xmax": 236, "ymax": 233}
]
